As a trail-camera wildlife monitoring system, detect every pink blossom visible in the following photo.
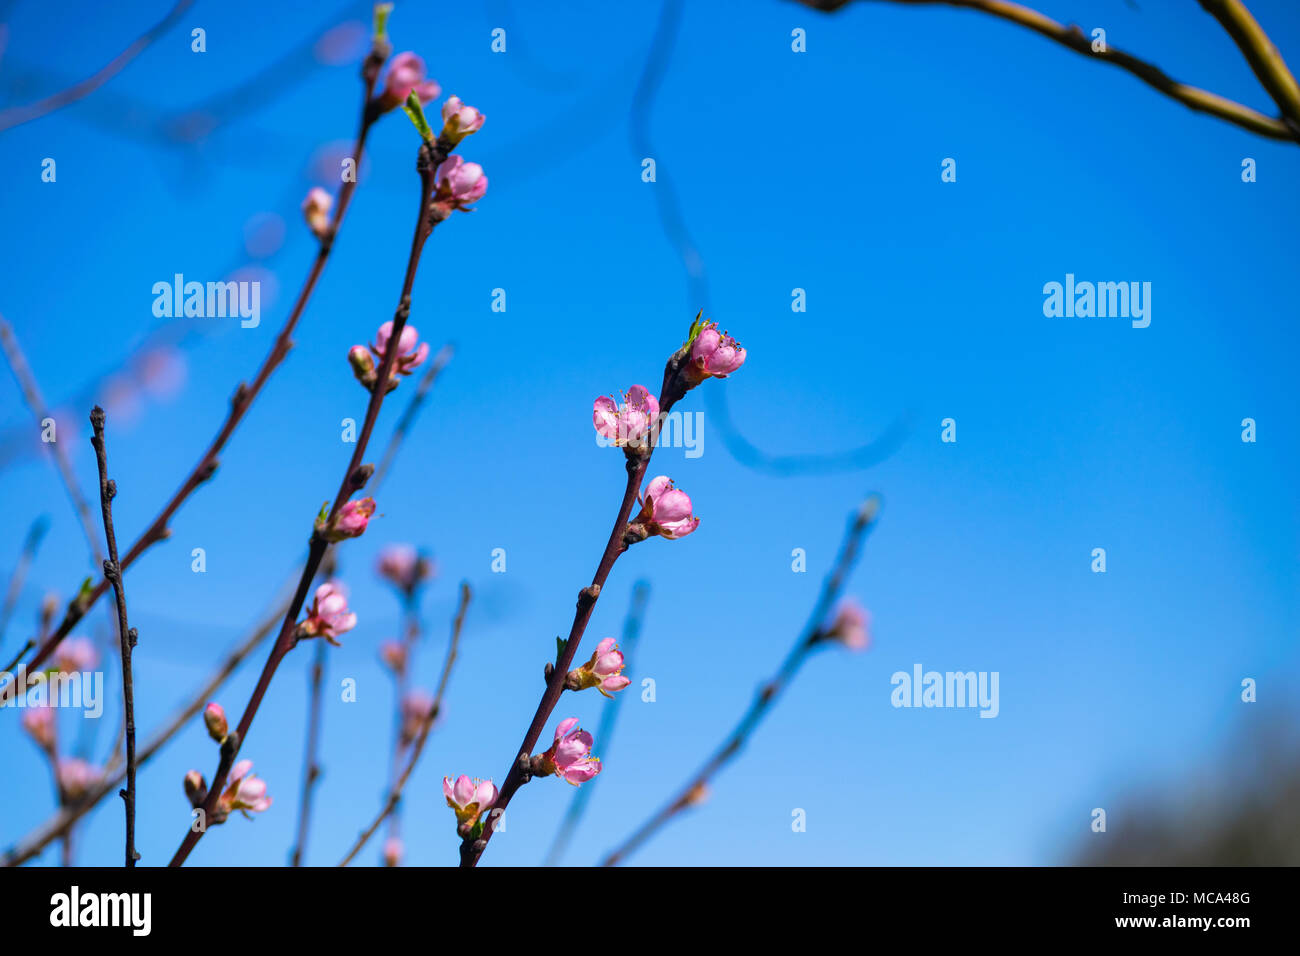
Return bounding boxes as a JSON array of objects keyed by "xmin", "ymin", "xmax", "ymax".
[
  {"xmin": 203, "ymin": 702, "xmax": 228, "ymax": 742},
  {"xmin": 570, "ymin": 637, "xmax": 631, "ymax": 698},
  {"xmin": 53, "ymin": 637, "xmax": 97, "ymax": 674},
  {"xmin": 318, "ymin": 498, "xmax": 376, "ymax": 542},
  {"xmin": 21, "ymin": 704, "xmax": 54, "ymax": 750},
  {"xmin": 593, "ymin": 385, "xmax": 660, "ymax": 447},
  {"xmin": 536, "ymin": 718, "xmax": 601, "ymax": 786},
  {"xmin": 56, "ymin": 758, "xmax": 100, "ymax": 803},
  {"xmin": 376, "ymin": 544, "xmax": 434, "ymax": 595},
  {"xmin": 443, "ymin": 774, "xmax": 497, "ymax": 826},
  {"xmin": 686, "ymin": 320, "xmax": 746, "ymax": 384},
  {"xmin": 826, "ymin": 599, "xmax": 870, "ymax": 651},
  {"xmin": 354, "ymin": 322, "xmax": 430, "ymax": 392},
  {"xmin": 373, "ymin": 321, "xmax": 430, "ymax": 376},
  {"xmin": 633, "ymin": 476, "xmax": 699, "ymax": 540},
  {"xmin": 440, "ymin": 96, "xmax": 485, "ymax": 144},
  {"xmin": 378, "ymin": 639, "xmax": 407, "ymax": 674},
  {"xmin": 220, "ymin": 759, "xmax": 272, "ymax": 817},
  {"xmin": 377, "ymin": 52, "xmax": 440, "ymax": 113},
  {"xmin": 430, "ymin": 156, "xmax": 488, "ymax": 219},
  {"xmin": 301, "ymin": 187, "xmax": 333, "ymax": 240},
  {"xmin": 297, "ymin": 581, "xmax": 358, "ymax": 645},
  {"xmin": 383, "ymin": 836, "xmax": 403, "ymax": 867}
]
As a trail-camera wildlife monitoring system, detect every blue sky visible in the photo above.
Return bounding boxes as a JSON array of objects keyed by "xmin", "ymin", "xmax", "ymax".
[{"xmin": 1, "ymin": 0, "xmax": 1297, "ymax": 866}]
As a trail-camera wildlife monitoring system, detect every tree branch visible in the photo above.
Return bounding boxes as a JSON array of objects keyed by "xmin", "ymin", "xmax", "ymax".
[
  {"xmin": 88, "ymin": 406, "xmax": 140, "ymax": 867},
  {"xmin": 600, "ymin": 495, "xmax": 881, "ymax": 866}
]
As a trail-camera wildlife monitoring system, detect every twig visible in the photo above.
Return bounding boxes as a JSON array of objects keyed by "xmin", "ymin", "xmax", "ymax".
[
  {"xmin": 0, "ymin": 317, "xmax": 106, "ymax": 567},
  {"xmin": 1198, "ymin": 0, "xmax": 1300, "ymax": 130},
  {"xmin": 0, "ymin": 517, "xmax": 49, "ymax": 648},
  {"xmin": 461, "ymin": 339, "xmax": 704, "ymax": 868},
  {"xmin": 4, "ymin": 340, "xmax": 453, "ymax": 867},
  {"xmin": 542, "ymin": 580, "xmax": 650, "ymax": 867},
  {"xmin": 600, "ymin": 494, "xmax": 881, "ymax": 867},
  {"xmin": 795, "ymin": 0, "xmax": 1299, "ymax": 142},
  {"xmin": 168, "ymin": 132, "xmax": 450, "ymax": 868},
  {"xmin": 88, "ymin": 406, "xmax": 140, "ymax": 867},
  {"xmin": 0, "ymin": 0, "xmax": 194, "ymax": 133},
  {"xmin": 19, "ymin": 40, "xmax": 391, "ymax": 677},
  {"xmin": 289, "ymin": 640, "xmax": 327, "ymax": 867},
  {"xmin": 339, "ymin": 581, "xmax": 472, "ymax": 866}
]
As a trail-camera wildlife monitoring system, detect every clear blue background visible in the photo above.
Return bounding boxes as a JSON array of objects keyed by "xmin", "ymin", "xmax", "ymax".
[{"xmin": 1, "ymin": 0, "xmax": 1296, "ymax": 866}]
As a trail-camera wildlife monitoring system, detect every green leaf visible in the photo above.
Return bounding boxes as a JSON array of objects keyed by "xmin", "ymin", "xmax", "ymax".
[
  {"xmin": 555, "ymin": 636, "xmax": 565, "ymax": 666},
  {"xmin": 403, "ymin": 92, "xmax": 434, "ymax": 142},
  {"xmin": 373, "ymin": 3, "xmax": 393, "ymax": 39}
]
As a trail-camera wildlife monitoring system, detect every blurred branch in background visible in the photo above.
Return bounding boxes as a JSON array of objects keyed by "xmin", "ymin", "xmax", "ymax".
[
  {"xmin": 632, "ymin": 0, "xmax": 910, "ymax": 477},
  {"xmin": 338, "ymin": 581, "xmax": 473, "ymax": 867},
  {"xmin": 0, "ymin": 515, "xmax": 48, "ymax": 648},
  {"xmin": 791, "ymin": 0, "xmax": 1300, "ymax": 142},
  {"xmin": 1071, "ymin": 715, "xmax": 1300, "ymax": 866},
  {"xmin": 0, "ymin": 0, "xmax": 194, "ymax": 134},
  {"xmin": 0, "ymin": 317, "xmax": 106, "ymax": 568},
  {"xmin": 601, "ymin": 494, "xmax": 881, "ymax": 866},
  {"xmin": 542, "ymin": 579, "xmax": 650, "ymax": 867}
]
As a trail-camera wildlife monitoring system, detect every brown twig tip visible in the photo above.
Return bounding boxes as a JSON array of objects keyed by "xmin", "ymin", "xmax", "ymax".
[{"xmin": 90, "ymin": 405, "xmax": 140, "ymax": 869}]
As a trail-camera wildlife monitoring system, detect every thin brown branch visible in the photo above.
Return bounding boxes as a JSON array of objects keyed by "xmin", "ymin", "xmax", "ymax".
[
  {"xmin": 289, "ymin": 640, "xmax": 327, "ymax": 867},
  {"xmin": 19, "ymin": 42, "xmax": 391, "ymax": 678},
  {"xmin": 794, "ymin": 0, "xmax": 1300, "ymax": 142},
  {"xmin": 339, "ymin": 581, "xmax": 472, "ymax": 867},
  {"xmin": 543, "ymin": 580, "xmax": 651, "ymax": 867},
  {"xmin": 0, "ymin": 316, "xmax": 106, "ymax": 567},
  {"xmin": 600, "ymin": 495, "xmax": 881, "ymax": 867},
  {"xmin": 168, "ymin": 131, "xmax": 449, "ymax": 868},
  {"xmin": 89, "ymin": 406, "xmax": 140, "ymax": 867},
  {"xmin": 461, "ymin": 342, "xmax": 703, "ymax": 868},
  {"xmin": 0, "ymin": 0, "xmax": 194, "ymax": 134}
]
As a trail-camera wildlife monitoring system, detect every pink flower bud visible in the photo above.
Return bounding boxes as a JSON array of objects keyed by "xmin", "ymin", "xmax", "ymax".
[
  {"xmin": 429, "ymin": 156, "xmax": 487, "ymax": 220},
  {"xmin": 21, "ymin": 704, "xmax": 55, "ymax": 750},
  {"xmin": 317, "ymin": 498, "xmax": 376, "ymax": 542},
  {"xmin": 632, "ymin": 476, "xmax": 699, "ymax": 540},
  {"xmin": 301, "ymin": 187, "xmax": 333, "ymax": 240},
  {"xmin": 378, "ymin": 639, "xmax": 407, "ymax": 674},
  {"xmin": 297, "ymin": 581, "xmax": 358, "ymax": 645},
  {"xmin": 383, "ymin": 836, "xmax": 403, "ymax": 867},
  {"xmin": 439, "ymin": 96, "xmax": 485, "ymax": 144},
  {"xmin": 535, "ymin": 718, "xmax": 602, "ymax": 786},
  {"xmin": 593, "ymin": 385, "xmax": 660, "ymax": 448},
  {"xmin": 56, "ymin": 758, "xmax": 101, "ymax": 803},
  {"xmin": 825, "ymin": 599, "xmax": 870, "ymax": 651},
  {"xmin": 53, "ymin": 636, "xmax": 98, "ymax": 675},
  {"xmin": 377, "ymin": 52, "xmax": 440, "ymax": 113},
  {"xmin": 685, "ymin": 319, "xmax": 746, "ymax": 385},
  {"xmin": 569, "ymin": 637, "xmax": 630, "ymax": 698},
  {"xmin": 357, "ymin": 322, "xmax": 430, "ymax": 392},
  {"xmin": 184, "ymin": 770, "xmax": 207, "ymax": 808},
  {"xmin": 376, "ymin": 544, "xmax": 434, "ymax": 595},
  {"xmin": 219, "ymin": 759, "xmax": 272, "ymax": 818},
  {"xmin": 203, "ymin": 702, "xmax": 228, "ymax": 742},
  {"xmin": 399, "ymin": 689, "xmax": 436, "ymax": 745},
  {"xmin": 443, "ymin": 774, "xmax": 497, "ymax": 827}
]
